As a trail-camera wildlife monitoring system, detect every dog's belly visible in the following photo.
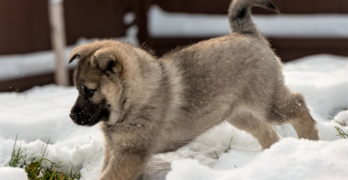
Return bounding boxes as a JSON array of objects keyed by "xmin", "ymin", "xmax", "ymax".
[{"xmin": 155, "ymin": 99, "xmax": 234, "ymax": 153}]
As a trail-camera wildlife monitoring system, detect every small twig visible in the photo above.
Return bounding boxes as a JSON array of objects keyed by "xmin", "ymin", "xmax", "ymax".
[{"xmin": 224, "ymin": 137, "xmax": 234, "ymax": 153}]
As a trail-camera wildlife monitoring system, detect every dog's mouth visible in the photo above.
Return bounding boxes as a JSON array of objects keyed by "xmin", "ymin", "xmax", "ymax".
[
  {"xmin": 84, "ymin": 106, "xmax": 110, "ymax": 126},
  {"xmin": 70, "ymin": 102, "xmax": 110, "ymax": 126}
]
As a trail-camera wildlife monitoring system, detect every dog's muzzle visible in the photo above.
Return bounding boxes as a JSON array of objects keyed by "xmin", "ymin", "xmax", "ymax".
[{"xmin": 70, "ymin": 97, "xmax": 110, "ymax": 126}]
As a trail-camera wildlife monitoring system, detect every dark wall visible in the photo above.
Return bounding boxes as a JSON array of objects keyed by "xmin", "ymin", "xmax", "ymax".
[
  {"xmin": 0, "ymin": 0, "xmax": 128, "ymax": 55},
  {"xmin": 154, "ymin": 0, "xmax": 348, "ymax": 14}
]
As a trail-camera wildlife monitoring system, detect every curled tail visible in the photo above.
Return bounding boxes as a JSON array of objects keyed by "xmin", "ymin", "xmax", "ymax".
[{"xmin": 228, "ymin": 0, "xmax": 279, "ymax": 34}]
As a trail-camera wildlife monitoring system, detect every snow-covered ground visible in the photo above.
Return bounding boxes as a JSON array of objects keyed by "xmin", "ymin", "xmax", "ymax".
[{"xmin": 0, "ymin": 54, "xmax": 348, "ymax": 179}]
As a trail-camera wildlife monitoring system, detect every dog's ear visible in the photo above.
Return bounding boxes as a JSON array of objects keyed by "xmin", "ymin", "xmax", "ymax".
[
  {"xmin": 68, "ymin": 43, "xmax": 101, "ymax": 64},
  {"xmin": 92, "ymin": 54, "xmax": 123, "ymax": 76},
  {"xmin": 68, "ymin": 46, "xmax": 86, "ymax": 64},
  {"xmin": 68, "ymin": 54, "xmax": 81, "ymax": 64}
]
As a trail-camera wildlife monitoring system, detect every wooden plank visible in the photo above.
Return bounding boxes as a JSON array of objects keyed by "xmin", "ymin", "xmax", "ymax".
[
  {"xmin": 154, "ymin": 0, "xmax": 348, "ymax": 14},
  {"xmin": 48, "ymin": 0, "xmax": 69, "ymax": 86},
  {"xmin": 0, "ymin": 0, "xmax": 51, "ymax": 54},
  {"xmin": 0, "ymin": 69, "xmax": 74, "ymax": 92},
  {"xmin": 0, "ymin": 0, "xmax": 127, "ymax": 55}
]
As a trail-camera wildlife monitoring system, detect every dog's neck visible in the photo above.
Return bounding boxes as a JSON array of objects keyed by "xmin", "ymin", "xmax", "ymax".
[{"xmin": 156, "ymin": 59, "xmax": 185, "ymax": 121}]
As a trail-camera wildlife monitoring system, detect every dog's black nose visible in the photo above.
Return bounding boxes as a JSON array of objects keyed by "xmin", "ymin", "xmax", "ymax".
[
  {"xmin": 70, "ymin": 105, "xmax": 82, "ymax": 120},
  {"xmin": 70, "ymin": 112, "xmax": 78, "ymax": 121}
]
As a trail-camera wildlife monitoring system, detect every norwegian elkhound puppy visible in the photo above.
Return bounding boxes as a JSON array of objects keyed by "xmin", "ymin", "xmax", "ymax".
[{"xmin": 69, "ymin": 0, "xmax": 319, "ymax": 179}]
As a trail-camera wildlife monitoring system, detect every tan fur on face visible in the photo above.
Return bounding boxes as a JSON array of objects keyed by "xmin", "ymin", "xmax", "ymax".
[
  {"xmin": 69, "ymin": 1, "xmax": 318, "ymax": 179},
  {"xmin": 71, "ymin": 40, "xmax": 163, "ymax": 127}
]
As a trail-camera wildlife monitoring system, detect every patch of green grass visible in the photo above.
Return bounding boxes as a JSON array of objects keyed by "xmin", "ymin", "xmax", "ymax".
[
  {"xmin": 335, "ymin": 126, "xmax": 348, "ymax": 139},
  {"xmin": 8, "ymin": 138, "xmax": 80, "ymax": 180},
  {"xmin": 25, "ymin": 158, "xmax": 80, "ymax": 180},
  {"xmin": 9, "ymin": 136, "xmax": 20, "ymax": 167}
]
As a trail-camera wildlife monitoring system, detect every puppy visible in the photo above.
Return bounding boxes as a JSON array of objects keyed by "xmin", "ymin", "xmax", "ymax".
[{"xmin": 69, "ymin": 0, "xmax": 319, "ymax": 179}]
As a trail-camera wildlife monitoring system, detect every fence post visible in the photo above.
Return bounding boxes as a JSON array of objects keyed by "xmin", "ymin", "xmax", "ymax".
[{"xmin": 48, "ymin": 0, "xmax": 69, "ymax": 86}]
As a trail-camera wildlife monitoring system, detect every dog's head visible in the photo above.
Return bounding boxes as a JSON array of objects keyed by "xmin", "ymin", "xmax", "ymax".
[
  {"xmin": 69, "ymin": 40, "xmax": 134, "ymax": 126},
  {"xmin": 68, "ymin": 40, "xmax": 160, "ymax": 126}
]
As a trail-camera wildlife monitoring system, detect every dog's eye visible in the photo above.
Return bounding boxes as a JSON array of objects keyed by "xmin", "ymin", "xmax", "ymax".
[{"xmin": 81, "ymin": 86, "xmax": 96, "ymax": 99}]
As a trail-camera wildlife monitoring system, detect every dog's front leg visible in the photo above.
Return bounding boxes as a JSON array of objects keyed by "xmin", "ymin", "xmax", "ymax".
[
  {"xmin": 99, "ymin": 149, "xmax": 148, "ymax": 180},
  {"xmin": 101, "ymin": 140, "xmax": 112, "ymax": 172},
  {"xmin": 99, "ymin": 127, "xmax": 153, "ymax": 180}
]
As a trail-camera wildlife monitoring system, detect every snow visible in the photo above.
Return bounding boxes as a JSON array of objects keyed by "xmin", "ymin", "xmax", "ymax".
[
  {"xmin": 284, "ymin": 55, "xmax": 348, "ymax": 121},
  {"xmin": 167, "ymin": 139, "xmax": 348, "ymax": 180},
  {"xmin": 149, "ymin": 6, "xmax": 348, "ymax": 38},
  {"xmin": 49, "ymin": 0, "xmax": 63, "ymax": 5},
  {"xmin": 0, "ymin": 86, "xmax": 103, "ymax": 179},
  {"xmin": 0, "ymin": 47, "xmax": 76, "ymax": 81},
  {"xmin": 0, "ymin": 167, "xmax": 28, "ymax": 180},
  {"xmin": 1, "ymin": 54, "xmax": 348, "ymax": 180},
  {"xmin": 334, "ymin": 110, "xmax": 348, "ymax": 126}
]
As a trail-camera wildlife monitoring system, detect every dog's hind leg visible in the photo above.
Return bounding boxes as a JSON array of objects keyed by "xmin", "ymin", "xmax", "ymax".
[
  {"xmin": 227, "ymin": 108, "xmax": 279, "ymax": 149},
  {"xmin": 291, "ymin": 111, "xmax": 319, "ymax": 140},
  {"xmin": 268, "ymin": 91, "xmax": 319, "ymax": 140}
]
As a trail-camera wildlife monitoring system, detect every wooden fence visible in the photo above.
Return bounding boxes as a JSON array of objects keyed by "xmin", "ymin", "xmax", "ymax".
[{"xmin": 0, "ymin": 0, "xmax": 347, "ymax": 91}]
